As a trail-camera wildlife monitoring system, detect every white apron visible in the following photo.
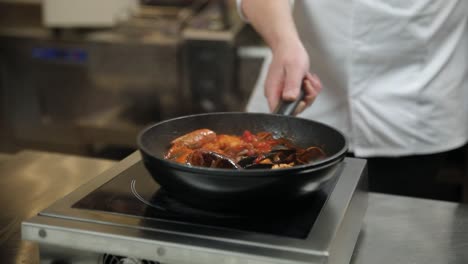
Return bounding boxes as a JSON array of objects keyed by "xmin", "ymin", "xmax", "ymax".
[{"xmin": 246, "ymin": 0, "xmax": 468, "ymax": 157}]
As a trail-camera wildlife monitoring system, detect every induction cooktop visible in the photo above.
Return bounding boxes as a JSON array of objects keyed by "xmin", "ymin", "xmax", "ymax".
[{"xmin": 22, "ymin": 152, "xmax": 368, "ymax": 264}]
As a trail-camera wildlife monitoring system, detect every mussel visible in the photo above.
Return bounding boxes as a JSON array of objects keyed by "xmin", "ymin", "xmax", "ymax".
[
  {"xmin": 238, "ymin": 148, "xmax": 296, "ymax": 169},
  {"xmin": 238, "ymin": 146, "xmax": 326, "ymax": 169},
  {"xmin": 296, "ymin": 147, "xmax": 327, "ymax": 164},
  {"xmin": 186, "ymin": 150, "xmax": 241, "ymax": 169}
]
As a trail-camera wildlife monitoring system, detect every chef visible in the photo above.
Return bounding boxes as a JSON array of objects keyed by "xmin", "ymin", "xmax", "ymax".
[{"xmin": 237, "ymin": 0, "xmax": 468, "ymax": 199}]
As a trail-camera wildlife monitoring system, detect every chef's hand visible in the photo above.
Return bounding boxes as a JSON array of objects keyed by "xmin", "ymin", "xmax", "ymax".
[{"xmin": 265, "ymin": 40, "xmax": 322, "ymax": 115}]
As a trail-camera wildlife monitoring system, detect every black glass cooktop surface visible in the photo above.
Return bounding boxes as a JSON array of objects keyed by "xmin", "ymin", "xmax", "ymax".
[{"xmin": 73, "ymin": 163, "xmax": 339, "ymax": 239}]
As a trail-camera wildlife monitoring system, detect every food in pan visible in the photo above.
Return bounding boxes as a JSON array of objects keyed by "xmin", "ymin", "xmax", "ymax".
[{"xmin": 164, "ymin": 129, "xmax": 326, "ymax": 169}]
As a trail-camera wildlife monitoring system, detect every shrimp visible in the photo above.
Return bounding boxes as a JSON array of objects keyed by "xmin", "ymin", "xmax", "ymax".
[{"xmin": 165, "ymin": 129, "xmax": 217, "ymax": 162}]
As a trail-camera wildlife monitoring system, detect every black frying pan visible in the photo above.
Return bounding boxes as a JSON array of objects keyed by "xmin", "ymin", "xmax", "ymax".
[{"xmin": 138, "ymin": 91, "xmax": 348, "ymax": 213}]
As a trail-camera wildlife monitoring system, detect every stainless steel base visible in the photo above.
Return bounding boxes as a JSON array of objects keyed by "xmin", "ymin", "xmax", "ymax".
[{"xmin": 22, "ymin": 153, "xmax": 368, "ymax": 264}]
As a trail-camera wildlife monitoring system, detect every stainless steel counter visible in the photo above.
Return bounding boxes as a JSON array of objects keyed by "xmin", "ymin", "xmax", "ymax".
[
  {"xmin": 1, "ymin": 151, "xmax": 468, "ymax": 263},
  {"xmin": 351, "ymin": 193, "xmax": 468, "ymax": 264},
  {"xmin": 0, "ymin": 150, "xmax": 115, "ymax": 264}
]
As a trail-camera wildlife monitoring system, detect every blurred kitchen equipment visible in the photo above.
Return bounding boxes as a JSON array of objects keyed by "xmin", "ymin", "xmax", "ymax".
[
  {"xmin": 43, "ymin": 0, "xmax": 139, "ymax": 28},
  {"xmin": 0, "ymin": 0, "xmax": 264, "ymax": 157}
]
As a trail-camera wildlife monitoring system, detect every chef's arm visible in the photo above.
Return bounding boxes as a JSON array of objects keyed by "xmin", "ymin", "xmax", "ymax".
[
  {"xmin": 240, "ymin": 1, "xmax": 297, "ymax": 52},
  {"xmin": 237, "ymin": 0, "xmax": 322, "ymax": 113}
]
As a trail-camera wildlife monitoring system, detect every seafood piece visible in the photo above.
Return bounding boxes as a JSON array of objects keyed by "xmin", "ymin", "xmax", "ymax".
[
  {"xmin": 272, "ymin": 163, "xmax": 294, "ymax": 169},
  {"xmin": 236, "ymin": 155, "xmax": 257, "ymax": 168},
  {"xmin": 171, "ymin": 129, "xmax": 216, "ymax": 149},
  {"xmin": 238, "ymin": 149, "xmax": 296, "ymax": 169},
  {"xmin": 187, "ymin": 150, "xmax": 241, "ymax": 169},
  {"xmin": 165, "ymin": 129, "xmax": 217, "ymax": 162},
  {"xmin": 201, "ymin": 134, "xmax": 244, "ymax": 156},
  {"xmin": 164, "ymin": 145, "xmax": 193, "ymax": 163},
  {"xmin": 296, "ymin": 147, "xmax": 326, "ymax": 164}
]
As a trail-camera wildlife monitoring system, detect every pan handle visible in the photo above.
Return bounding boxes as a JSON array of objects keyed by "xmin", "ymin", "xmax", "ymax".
[{"xmin": 273, "ymin": 82, "xmax": 306, "ymax": 116}]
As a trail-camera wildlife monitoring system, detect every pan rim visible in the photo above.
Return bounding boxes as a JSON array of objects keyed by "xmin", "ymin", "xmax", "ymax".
[{"xmin": 137, "ymin": 112, "xmax": 348, "ymax": 176}]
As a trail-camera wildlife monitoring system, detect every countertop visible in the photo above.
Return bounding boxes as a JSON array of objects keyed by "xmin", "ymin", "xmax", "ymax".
[
  {"xmin": 351, "ymin": 193, "xmax": 468, "ymax": 264},
  {"xmin": 1, "ymin": 150, "xmax": 467, "ymax": 264},
  {"xmin": 0, "ymin": 150, "xmax": 115, "ymax": 264}
]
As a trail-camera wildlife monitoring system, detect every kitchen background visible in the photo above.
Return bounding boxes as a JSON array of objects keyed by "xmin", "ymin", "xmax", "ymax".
[{"xmin": 0, "ymin": 0, "xmax": 467, "ymax": 203}]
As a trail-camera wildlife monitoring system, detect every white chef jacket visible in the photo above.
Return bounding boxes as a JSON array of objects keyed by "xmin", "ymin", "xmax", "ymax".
[{"xmin": 242, "ymin": 0, "xmax": 468, "ymax": 157}]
